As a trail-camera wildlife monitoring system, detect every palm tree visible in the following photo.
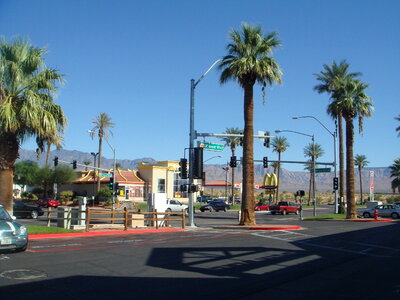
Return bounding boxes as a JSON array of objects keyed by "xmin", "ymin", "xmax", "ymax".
[
  {"xmin": 90, "ymin": 112, "xmax": 114, "ymax": 192},
  {"xmin": 0, "ymin": 38, "xmax": 66, "ymax": 213},
  {"xmin": 314, "ymin": 60, "xmax": 361, "ymax": 212},
  {"xmin": 395, "ymin": 115, "xmax": 400, "ymax": 137},
  {"xmin": 270, "ymin": 162, "xmax": 279, "ymax": 174},
  {"xmin": 330, "ymin": 79, "xmax": 373, "ymax": 219},
  {"xmin": 36, "ymin": 132, "xmax": 64, "ymax": 167},
  {"xmin": 389, "ymin": 158, "xmax": 400, "ymax": 193},
  {"xmin": 220, "ymin": 127, "xmax": 243, "ymax": 203},
  {"xmin": 115, "ymin": 162, "xmax": 122, "ymax": 170},
  {"xmin": 219, "ymin": 23, "xmax": 282, "ymax": 225},
  {"xmin": 304, "ymin": 143, "xmax": 325, "ymax": 205},
  {"xmin": 271, "ymin": 136, "xmax": 289, "ymax": 202},
  {"xmin": 354, "ymin": 154, "xmax": 369, "ymax": 204}
]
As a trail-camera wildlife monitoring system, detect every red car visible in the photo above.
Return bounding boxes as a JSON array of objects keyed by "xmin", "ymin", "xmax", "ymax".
[
  {"xmin": 38, "ymin": 198, "xmax": 59, "ymax": 208},
  {"xmin": 254, "ymin": 203, "xmax": 270, "ymax": 211}
]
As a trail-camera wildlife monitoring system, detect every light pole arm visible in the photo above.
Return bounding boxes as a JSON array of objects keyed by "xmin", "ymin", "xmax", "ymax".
[{"xmin": 194, "ymin": 59, "xmax": 222, "ymax": 87}]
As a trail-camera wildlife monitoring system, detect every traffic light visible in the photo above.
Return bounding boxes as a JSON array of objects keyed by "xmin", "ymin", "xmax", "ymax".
[
  {"xmin": 333, "ymin": 177, "xmax": 339, "ymax": 190},
  {"xmin": 193, "ymin": 147, "xmax": 203, "ymax": 179},
  {"xmin": 109, "ymin": 177, "xmax": 114, "ymax": 190},
  {"xmin": 264, "ymin": 131, "xmax": 270, "ymax": 148},
  {"xmin": 180, "ymin": 184, "xmax": 187, "ymax": 192},
  {"xmin": 179, "ymin": 158, "xmax": 188, "ymax": 179},
  {"xmin": 263, "ymin": 156, "xmax": 268, "ymax": 168},
  {"xmin": 54, "ymin": 156, "xmax": 59, "ymax": 167},
  {"xmin": 239, "ymin": 138, "xmax": 243, "ymax": 146},
  {"xmin": 72, "ymin": 160, "xmax": 77, "ymax": 169},
  {"xmin": 230, "ymin": 156, "xmax": 237, "ymax": 168},
  {"xmin": 190, "ymin": 184, "xmax": 199, "ymax": 192}
]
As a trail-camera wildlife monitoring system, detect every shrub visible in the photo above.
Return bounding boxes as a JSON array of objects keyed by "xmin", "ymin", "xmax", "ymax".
[
  {"xmin": 386, "ymin": 195, "xmax": 400, "ymax": 204},
  {"xmin": 59, "ymin": 191, "xmax": 74, "ymax": 204},
  {"xmin": 97, "ymin": 187, "xmax": 112, "ymax": 199},
  {"xmin": 21, "ymin": 191, "xmax": 38, "ymax": 200}
]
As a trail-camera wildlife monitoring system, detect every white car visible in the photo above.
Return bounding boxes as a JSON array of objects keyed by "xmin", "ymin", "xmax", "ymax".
[
  {"xmin": 165, "ymin": 199, "xmax": 188, "ymax": 213},
  {"xmin": 362, "ymin": 204, "xmax": 400, "ymax": 219}
]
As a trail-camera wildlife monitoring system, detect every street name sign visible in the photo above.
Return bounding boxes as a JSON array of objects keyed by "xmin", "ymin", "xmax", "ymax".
[
  {"xmin": 197, "ymin": 142, "xmax": 225, "ymax": 152},
  {"xmin": 99, "ymin": 173, "xmax": 112, "ymax": 177},
  {"xmin": 315, "ymin": 168, "xmax": 331, "ymax": 173}
]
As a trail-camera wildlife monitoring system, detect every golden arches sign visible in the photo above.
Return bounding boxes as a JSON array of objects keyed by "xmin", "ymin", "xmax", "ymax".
[{"xmin": 262, "ymin": 173, "xmax": 278, "ymax": 187}]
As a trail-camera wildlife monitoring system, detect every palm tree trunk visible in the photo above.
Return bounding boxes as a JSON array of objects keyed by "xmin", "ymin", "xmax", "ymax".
[
  {"xmin": 308, "ymin": 170, "xmax": 312, "ymax": 206},
  {"xmin": 240, "ymin": 83, "xmax": 256, "ymax": 225},
  {"xmin": 231, "ymin": 147, "xmax": 235, "ymax": 204},
  {"xmin": 276, "ymin": 152, "xmax": 281, "ymax": 202},
  {"xmin": 97, "ymin": 136, "xmax": 103, "ymax": 192},
  {"xmin": 338, "ymin": 114, "xmax": 345, "ymax": 213},
  {"xmin": 345, "ymin": 116, "xmax": 356, "ymax": 219},
  {"xmin": 359, "ymin": 166, "xmax": 363, "ymax": 204},
  {"xmin": 45, "ymin": 142, "xmax": 51, "ymax": 167},
  {"xmin": 0, "ymin": 133, "xmax": 20, "ymax": 214}
]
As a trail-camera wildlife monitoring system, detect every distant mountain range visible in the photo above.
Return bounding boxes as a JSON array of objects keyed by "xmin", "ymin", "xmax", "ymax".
[{"xmin": 18, "ymin": 149, "xmax": 393, "ymax": 193}]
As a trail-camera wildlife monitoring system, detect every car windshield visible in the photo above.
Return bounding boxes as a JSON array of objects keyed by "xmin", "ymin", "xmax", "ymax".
[{"xmin": 0, "ymin": 207, "xmax": 11, "ymax": 220}]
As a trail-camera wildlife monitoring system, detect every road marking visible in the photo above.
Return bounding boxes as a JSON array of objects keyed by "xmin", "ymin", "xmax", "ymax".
[
  {"xmin": 30, "ymin": 243, "xmax": 82, "ymax": 249},
  {"xmin": 0, "ymin": 254, "xmax": 10, "ymax": 260},
  {"xmin": 252, "ymin": 230, "xmax": 314, "ymax": 241},
  {"xmin": 0, "ymin": 269, "xmax": 47, "ymax": 280}
]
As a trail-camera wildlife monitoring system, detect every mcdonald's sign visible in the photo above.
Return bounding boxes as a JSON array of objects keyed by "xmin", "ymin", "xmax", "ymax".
[{"xmin": 262, "ymin": 173, "xmax": 278, "ymax": 188}]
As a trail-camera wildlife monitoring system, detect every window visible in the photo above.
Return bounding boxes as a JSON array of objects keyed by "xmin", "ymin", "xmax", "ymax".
[{"xmin": 158, "ymin": 179, "xmax": 165, "ymax": 193}]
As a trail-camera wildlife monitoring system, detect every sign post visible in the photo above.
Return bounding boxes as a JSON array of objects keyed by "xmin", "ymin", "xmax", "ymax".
[{"xmin": 369, "ymin": 170, "xmax": 375, "ymax": 202}]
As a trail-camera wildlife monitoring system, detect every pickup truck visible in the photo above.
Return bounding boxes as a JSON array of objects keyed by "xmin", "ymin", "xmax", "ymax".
[{"xmin": 269, "ymin": 201, "xmax": 300, "ymax": 215}]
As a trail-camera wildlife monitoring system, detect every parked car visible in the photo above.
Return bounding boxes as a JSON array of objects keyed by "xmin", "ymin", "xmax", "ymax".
[
  {"xmin": 38, "ymin": 198, "xmax": 59, "ymax": 208},
  {"xmin": 200, "ymin": 200, "xmax": 230, "ymax": 212},
  {"xmin": 269, "ymin": 201, "xmax": 300, "ymax": 215},
  {"xmin": 0, "ymin": 205, "xmax": 28, "ymax": 252},
  {"xmin": 254, "ymin": 203, "xmax": 270, "ymax": 211},
  {"xmin": 165, "ymin": 199, "xmax": 188, "ymax": 213},
  {"xmin": 13, "ymin": 201, "xmax": 44, "ymax": 219},
  {"xmin": 362, "ymin": 204, "xmax": 400, "ymax": 219}
]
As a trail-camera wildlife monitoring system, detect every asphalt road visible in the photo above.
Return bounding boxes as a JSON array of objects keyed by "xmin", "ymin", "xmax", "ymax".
[{"xmin": 1, "ymin": 209, "xmax": 400, "ymax": 299}]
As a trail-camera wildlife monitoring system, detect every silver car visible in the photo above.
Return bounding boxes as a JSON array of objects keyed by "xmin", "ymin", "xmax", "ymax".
[
  {"xmin": 362, "ymin": 204, "xmax": 400, "ymax": 219},
  {"xmin": 0, "ymin": 205, "xmax": 28, "ymax": 252}
]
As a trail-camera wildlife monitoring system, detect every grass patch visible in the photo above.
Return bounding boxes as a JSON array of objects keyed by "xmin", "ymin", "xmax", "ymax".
[
  {"xmin": 26, "ymin": 225, "xmax": 83, "ymax": 235},
  {"xmin": 304, "ymin": 214, "xmax": 346, "ymax": 220}
]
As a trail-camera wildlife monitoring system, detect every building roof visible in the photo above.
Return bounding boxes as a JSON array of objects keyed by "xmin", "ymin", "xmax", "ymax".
[{"xmin": 75, "ymin": 169, "xmax": 145, "ymax": 185}]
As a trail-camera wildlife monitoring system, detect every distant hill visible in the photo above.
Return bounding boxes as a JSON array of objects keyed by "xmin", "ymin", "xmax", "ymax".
[{"xmin": 18, "ymin": 149, "xmax": 393, "ymax": 193}]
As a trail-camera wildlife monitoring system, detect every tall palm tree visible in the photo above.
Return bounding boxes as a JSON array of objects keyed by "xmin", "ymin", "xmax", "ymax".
[
  {"xmin": 389, "ymin": 158, "xmax": 400, "ymax": 193},
  {"xmin": 354, "ymin": 154, "xmax": 369, "ymax": 204},
  {"xmin": 395, "ymin": 115, "xmax": 400, "ymax": 137},
  {"xmin": 90, "ymin": 112, "xmax": 114, "ymax": 192},
  {"xmin": 314, "ymin": 60, "xmax": 361, "ymax": 212},
  {"xmin": 0, "ymin": 38, "xmax": 66, "ymax": 213},
  {"xmin": 330, "ymin": 79, "xmax": 373, "ymax": 219},
  {"xmin": 270, "ymin": 162, "xmax": 279, "ymax": 174},
  {"xmin": 220, "ymin": 127, "xmax": 242, "ymax": 203},
  {"xmin": 219, "ymin": 23, "xmax": 282, "ymax": 225},
  {"xmin": 271, "ymin": 136, "xmax": 289, "ymax": 202},
  {"xmin": 304, "ymin": 143, "xmax": 325, "ymax": 205},
  {"xmin": 83, "ymin": 161, "xmax": 91, "ymax": 171},
  {"xmin": 36, "ymin": 132, "xmax": 64, "ymax": 167}
]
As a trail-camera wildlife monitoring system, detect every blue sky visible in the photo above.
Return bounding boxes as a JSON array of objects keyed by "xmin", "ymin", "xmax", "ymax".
[{"xmin": 1, "ymin": 0, "xmax": 399, "ymax": 171}]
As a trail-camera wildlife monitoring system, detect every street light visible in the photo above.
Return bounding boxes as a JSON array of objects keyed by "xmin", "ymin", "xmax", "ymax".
[
  {"xmin": 292, "ymin": 115, "xmax": 338, "ymax": 213},
  {"xmin": 275, "ymin": 129, "xmax": 317, "ymax": 216},
  {"xmin": 188, "ymin": 58, "xmax": 221, "ymax": 227},
  {"xmin": 204, "ymin": 155, "xmax": 222, "ymax": 163}
]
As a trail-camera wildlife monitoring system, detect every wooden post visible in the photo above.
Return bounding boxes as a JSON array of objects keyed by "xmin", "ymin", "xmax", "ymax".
[
  {"xmin": 47, "ymin": 206, "xmax": 51, "ymax": 227},
  {"xmin": 182, "ymin": 209, "xmax": 186, "ymax": 229},
  {"xmin": 111, "ymin": 208, "xmax": 115, "ymax": 224},
  {"xmin": 124, "ymin": 207, "xmax": 128, "ymax": 231},
  {"xmin": 86, "ymin": 207, "xmax": 90, "ymax": 232},
  {"xmin": 155, "ymin": 209, "xmax": 158, "ymax": 229}
]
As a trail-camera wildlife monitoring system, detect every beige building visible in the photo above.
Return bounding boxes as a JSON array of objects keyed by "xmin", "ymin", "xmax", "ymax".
[{"xmin": 137, "ymin": 161, "xmax": 193, "ymax": 202}]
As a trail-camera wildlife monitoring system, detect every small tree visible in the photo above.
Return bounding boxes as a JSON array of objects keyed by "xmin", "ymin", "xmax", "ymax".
[{"xmin": 13, "ymin": 161, "xmax": 39, "ymax": 192}]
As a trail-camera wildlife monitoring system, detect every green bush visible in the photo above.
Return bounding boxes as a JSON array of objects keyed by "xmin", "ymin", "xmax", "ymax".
[
  {"xmin": 386, "ymin": 195, "xmax": 400, "ymax": 204},
  {"xmin": 59, "ymin": 191, "xmax": 74, "ymax": 204},
  {"xmin": 31, "ymin": 187, "xmax": 44, "ymax": 196},
  {"xmin": 21, "ymin": 191, "xmax": 38, "ymax": 200},
  {"xmin": 97, "ymin": 187, "xmax": 112, "ymax": 199}
]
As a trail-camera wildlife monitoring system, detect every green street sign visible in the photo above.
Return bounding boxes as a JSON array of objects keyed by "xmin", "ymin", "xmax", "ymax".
[
  {"xmin": 197, "ymin": 141, "xmax": 225, "ymax": 152},
  {"xmin": 99, "ymin": 173, "xmax": 112, "ymax": 177},
  {"xmin": 315, "ymin": 168, "xmax": 331, "ymax": 173}
]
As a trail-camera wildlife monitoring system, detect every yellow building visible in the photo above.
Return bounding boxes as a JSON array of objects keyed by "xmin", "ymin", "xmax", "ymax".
[{"xmin": 137, "ymin": 161, "xmax": 194, "ymax": 202}]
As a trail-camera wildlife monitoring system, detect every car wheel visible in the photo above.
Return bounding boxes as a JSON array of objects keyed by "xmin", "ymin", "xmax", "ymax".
[
  {"xmin": 31, "ymin": 210, "xmax": 39, "ymax": 219},
  {"xmin": 363, "ymin": 212, "xmax": 371, "ymax": 218},
  {"xmin": 391, "ymin": 212, "xmax": 399, "ymax": 219},
  {"xmin": 271, "ymin": 212, "xmax": 276, "ymax": 215},
  {"xmin": 223, "ymin": 208, "xmax": 227, "ymax": 212},
  {"xmin": 185, "ymin": 208, "xmax": 189, "ymax": 214},
  {"xmin": 282, "ymin": 210, "xmax": 287, "ymax": 215}
]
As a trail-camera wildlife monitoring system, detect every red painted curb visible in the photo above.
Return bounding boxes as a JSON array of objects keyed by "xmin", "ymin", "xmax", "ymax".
[
  {"xmin": 29, "ymin": 228, "xmax": 185, "ymax": 240},
  {"xmin": 249, "ymin": 225, "xmax": 302, "ymax": 230},
  {"xmin": 353, "ymin": 219, "xmax": 394, "ymax": 222}
]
